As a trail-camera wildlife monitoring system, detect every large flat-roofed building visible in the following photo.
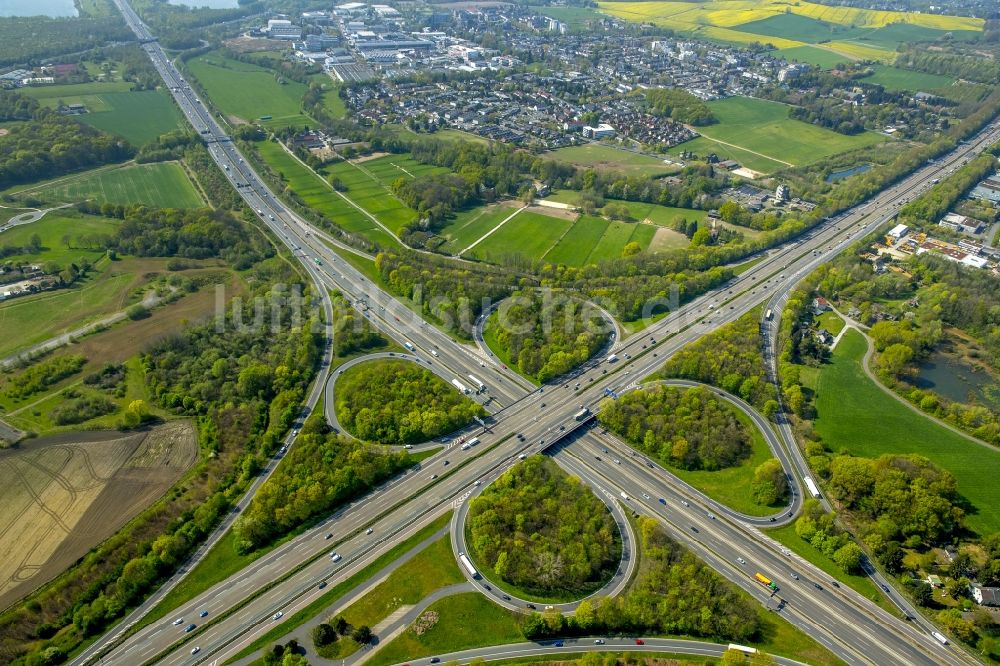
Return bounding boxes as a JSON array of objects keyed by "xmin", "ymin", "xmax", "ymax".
[
  {"xmin": 267, "ymin": 19, "xmax": 302, "ymax": 40},
  {"xmin": 582, "ymin": 123, "xmax": 616, "ymax": 139}
]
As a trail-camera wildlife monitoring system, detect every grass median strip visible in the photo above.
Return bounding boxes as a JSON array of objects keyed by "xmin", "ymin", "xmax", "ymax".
[{"xmin": 224, "ymin": 512, "xmax": 454, "ymax": 663}]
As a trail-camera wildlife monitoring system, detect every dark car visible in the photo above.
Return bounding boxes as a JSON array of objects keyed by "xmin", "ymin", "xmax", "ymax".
[
  {"xmin": 690, "ymin": 526, "xmax": 699, "ymax": 533},
  {"xmin": 814, "ymin": 583, "xmax": 823, "ymax": 591},
  {"xmin": 553, "ymin": 641, "xmax": 564, "ymax": 647},
  {"xmin": 199, "ymin": 610, "xmax": 208, "ymax": 618},
  {"xmin": 527, "ymin": 603, "xmax": 537, "ymax": 609},
  {"xmin": 658, "ymin": 498, "xmax": 666, "ymax": 504},
  {"xmin": 430, "ymin": 658, "xmax": 440, "ymax": 664},
  {"xmin": 185, "ymin": 623, "xmax": 197, "ymax": 633},
  {"xmin": 484, "ymin": 584, "xmax": 492, "ymax": 591},
  {"xmin": 318, "ymin": 581, "xmax": 327, "ymax": 589},
  {"xmin": 503, "ymin": 594, "xmax": 511, "ymax": 601}
]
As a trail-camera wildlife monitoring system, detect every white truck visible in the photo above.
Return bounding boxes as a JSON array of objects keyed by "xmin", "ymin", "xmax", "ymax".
[
  {"xmin": 404, "ymin": 341, "xmax": 415, "ymax": 352},
  {"xmin": 452, "ymin": 378, "xmax": 470, "ymax": 394},
  {"xmin": 467, "ymin": 375, "xmax": 486, "ymax": 392},
  {"xmin": 461, "ymin": 436, "xmax": 481, "ymax": 450},
  {"xmin": 607, "ymin": 353, "xmax": 619, "ymax": 363}
]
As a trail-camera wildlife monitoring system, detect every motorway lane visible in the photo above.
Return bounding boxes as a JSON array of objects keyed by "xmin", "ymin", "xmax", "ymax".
[{"xmin": 557, "ymin": 438, "xmax": 977, "ymax": 666}]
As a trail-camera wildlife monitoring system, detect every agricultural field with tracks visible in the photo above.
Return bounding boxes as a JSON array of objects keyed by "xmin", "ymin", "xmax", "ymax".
[{"xmin": 0, "ymin": 421, "xmax": 198, "ymax": 608}]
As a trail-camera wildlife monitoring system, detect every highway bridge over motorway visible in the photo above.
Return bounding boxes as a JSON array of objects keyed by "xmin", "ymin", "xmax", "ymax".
[{"xmin": 78, "ymin": 2, "xmax": 1000, "ymax": 664}]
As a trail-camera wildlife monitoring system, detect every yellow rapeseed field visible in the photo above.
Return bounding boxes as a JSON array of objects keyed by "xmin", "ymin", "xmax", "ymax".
[{"xmin": 599, "ymin": 0, "xmax": 983, "ymax": 35}]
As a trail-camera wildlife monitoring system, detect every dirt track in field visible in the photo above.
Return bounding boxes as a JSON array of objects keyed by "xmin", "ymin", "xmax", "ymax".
[{"xmin": 0, "ymin": 421, "xmax": 197, "ymax": 609}]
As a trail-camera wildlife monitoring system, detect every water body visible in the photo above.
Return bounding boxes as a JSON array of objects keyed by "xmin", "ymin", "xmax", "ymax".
[
  {"xmin": 914, "ymin": 352, "xmax": 999, "ymax": 408},
  {"xmin": 0, "ymin": 0, "xmax": 78, "ymax": 17},
  {"xmin": 826, "ymin": 163, "xmax": 872, "ymax": 183},
  {"xmin": 167, "ymin": 0, "xmax": 239, "ymax": 8}
]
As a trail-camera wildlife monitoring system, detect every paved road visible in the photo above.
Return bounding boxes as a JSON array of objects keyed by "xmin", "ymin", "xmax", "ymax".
[
  {"xmin": 397, "ymin": 637, "xmax": 810, "ymax": 666},
  {"xmin": 84, "ymin": 3, "xmax": 1000, "ymax": 663},
  {"xmin": 0, "ymin": 202, "xmax": 74, "ymax": 232}
]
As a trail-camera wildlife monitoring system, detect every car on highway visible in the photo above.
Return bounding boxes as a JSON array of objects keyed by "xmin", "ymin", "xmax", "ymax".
[
  {"xmin": 594, "ymin": 638, "xmax": 605, "ymax": 645},
  {"xmin": 173, "ymin": 618, "xmax": 183, "ymax": 625},
  {"xmin": 658, "ymin": 497, "xmax": 666, "ymax": 504},
  {"xmin": 272, "ymin": 611, "xmax": 283, "ymax": 620},
  {"xmin": 814, "ymin": 583, "xmax": 823, "ymax": 591},
  {"xmin": 736, "ymin": 557, "xmax": 746, "ymax": 565},
  {"xmin": 613, "ymin": 458, "xmax": 620, "ymax": 464},
  {"xmin": 502, "ymin": 594, "xmax": 511, "ymax": 600},
  {"xmin": 191, "ymin": 647, "xmax": 200, "ymax": 655},
  {"xmin": 635, "ymin": 639, "xmax": 645, "ymax": 645},
  {"xmin": 430, "ymin": 658, "xmax": 440, "ymax": 664},
  {"xmin": 199, "ymin": 610, "xmax": 208, "ymax": 617},
  {"xmin": 185, "ymin": 623, "xmax": 196, "ymax": 632},
  {"xmin": 707, "ymin": 512, "xmax": 716, "ymax": 520},
  {"xmin": 680, "ymin": 500, "xmax": 689, "ymax": 507},
  {"xmin": 325, "ymin": 533, "xmax": 333, "ymax": 539},
  {"xmin": 366, "ymin": 528, "xmax": 373, "ymax": 535},
  {"xmin": 526, "ymin": 603, "xmax": 537, "ymax": 609},
  {"xmin": 689, "ymin": 526, "xmax": 698, "ymax": 533},
  {"xmin": 484, "ymin": 584, "xmax": 491, "ymax": 590},
  {"xmin": 553, "ymin": 641, "xmax": 564, "ymax": 647},
  {"xmin": 791, "ymin": 573, "xmax": 799, "ymax": 580}
]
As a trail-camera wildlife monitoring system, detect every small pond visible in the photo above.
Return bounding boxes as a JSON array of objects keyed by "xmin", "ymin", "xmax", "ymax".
[
  {"xmin": 914, "ymin": 351, "xmax": 1000, "ymax": 409},
  {"xmin": 826, "ymin": 163, "xmax": 872, "ymax": 183}
]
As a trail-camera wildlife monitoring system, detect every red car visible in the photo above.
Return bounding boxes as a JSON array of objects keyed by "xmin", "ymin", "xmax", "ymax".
[{"xmin": 635, "ymin": 639, "xmax": 645, "ymax": 645}]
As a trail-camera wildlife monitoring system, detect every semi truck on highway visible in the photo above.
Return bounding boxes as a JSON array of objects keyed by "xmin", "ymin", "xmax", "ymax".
[
  {"xmin": 932, "ymin": 631, "xmax": 949, "ymax": 645},
  {"xmin": 461, "ymin": 437, "xmax": 480, "ymax": 450},
  {"xmin": 468, "ymin": 375, "xmax": 486, "ymax": 392},
  {"xmin": 452, "ymin": 379, "xmax": 470, "ymax": 394},
  {"xmin": 755, "ymin": 572, "xmax": 779, "ymax": 593},
  {"xmin": 458, "ymin": 552, "xmax": 479, "ymax": 578},
  {"xmin": 804, "ymin": 476, "xmax": 821, "ymax": 499},
  {"xmin": 607, "ymin": 353, "xmax": 619, "ymax": 363}
]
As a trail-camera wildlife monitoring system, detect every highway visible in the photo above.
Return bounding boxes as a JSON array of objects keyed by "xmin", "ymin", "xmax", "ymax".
[{"xmin": 88, "ymin": 2, "xmax": 1000, "ymax": 664}]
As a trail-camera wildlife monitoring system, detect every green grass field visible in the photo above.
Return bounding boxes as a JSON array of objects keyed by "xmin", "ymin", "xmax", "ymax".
[
  {"xmin": 437, "ymin": 204, "xmax": 518, "ymax": 255},
  {"xmin": 672, "ymin": 136, "xmax": 789, "ymax": 174},
  {"xmin": 814, "ymin": 329, "xmax": 1000, "ymax": 535},
  {"xmin": 367, "ymin": 593, "xmax": 525, "ymax": 666},
  {"xmin": 778, "ymin": 45, "xmax": 852, "ymax": 69},
  {"xmin": 676, "ymin": 97, "xmax": 885, "ymax": 173},
  {"xmin": 310, "ymin": 75, "xmax": 347, "ymax": 119},
  {"xmin": 856, "ymin": 22, "xmax": 980, "ymax": 50},
  {"xmin": 322, "ymin": 155, "xmax": 448, "ymax": 235},
  {"xmin": 470, "ymin": 210, "xmax": 573, "ymax": 263},
  {"xmin": 187, "ymin": 51, "xmax": 311, "ymax": 128},
  {"xmin": 254, "ymin": 141, "xmax": 399, "ymax": 248},
  {"xmin": 545, "ymin": 144, "xmax": 676, "ymax": 177},
  {"xmin": 22, "ymin": 162, "xmax": 203, "ymax": 208},
  {"xmin": 340, "ymin": 535, "xmax": 464, "ymax": 628},
  {"xmin": 859, "ymin": 64, "xmax": 955, "ymax": 92},
  {"xmin": 733, "ymin": 13, "xmax": 869, "ymax": 44},
  {"xmin": 0, "ymin": 212, "xmax": 116, "ymax": 266},
  {"xmin": 20, "ymin": 84, "xmax": 183, "ymax": 146},
  {"xmin": 0, "ymin": 257, "xmax": 147, "ymax": 360}
]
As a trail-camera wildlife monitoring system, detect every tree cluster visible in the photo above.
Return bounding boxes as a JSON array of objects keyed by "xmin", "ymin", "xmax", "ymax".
[
  {"xmin": 335, "ymin": 359, "xmax": 485, "ymax": 445},
  {"xmin": 900, "ymin": 153, "xmax": 997, "ymax": 226},
  {"xmin": 523, "ymin": 518, "xmax": 760, "ymax": 642},
  {"xmin": 896, "ymin": 49, "xmax": 1000, "ymax": 86},
  {"xmin": 599, "ymin": 385, "xmax": 752, "ymax": 471},
  {"xmin": 793, "ymin": 500, "xmax": 864, "ymax": 574},
  {"xmin": 5, "ymin": 354, "xmax": 86, "ymax": 401},
  {"xmin": 233, "ymin": 426, "xmax": 411, "ymax": 553},
  {"xmin": 489, "ymin": 290, "xmax": 611, "ymax": 382},
  {"xmin": 659, "ymin": 310, "xmax": 777, "ymax": 410},
  {"xmin": 51, "ymin": 393, "xmax": 118, "ymax": 426},
  {"xmin": 0, "ymin": 94, "xmax": 134, "ymax": 190},
  {"xmin": 392, "ymin": 172, "xmax": 477, "ymax": 224},
  {"xmin": 0, "ymin": 16, "xmax": 131, "ymax": 68},
  {"xmin": 642, "ymin": 88, "xmax": 716, "ymax": 126},
  {"xmin": 468, "ymin": 457, "xmax": 621, "ymax": 596},
  {"xmin": 376, "ymin": 250, "xmax": 528, "ymax": 338}
]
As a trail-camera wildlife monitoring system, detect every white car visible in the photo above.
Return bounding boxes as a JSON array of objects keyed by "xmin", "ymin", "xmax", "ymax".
[
  {"xmin": 366, "ymin": 528, "xmax": 373, "ymax": 535},
  {"xmin": 191, "ymin": 647, "xmax": 200, "ymax": 655},
  {"xmin": 272, "ymin": 611, "xmax": 283, "ymax": 621},
  {"xmin": 736, "ymin": 557, "xmax": 746, "ymax": 565},
  {"xmin": 173, "ymin": 618, "xmax": 184, "ymax": 626}
]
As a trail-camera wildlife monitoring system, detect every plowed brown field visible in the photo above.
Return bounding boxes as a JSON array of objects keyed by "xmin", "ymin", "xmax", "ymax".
[{"xmin": 0, "ymin": 421, "xmax": 197, "ymax": 609}]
